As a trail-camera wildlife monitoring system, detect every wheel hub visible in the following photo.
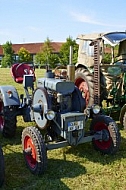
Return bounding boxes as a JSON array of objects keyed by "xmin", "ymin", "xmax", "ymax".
[{"xmin": 102, "ymin": 129, "xmax": 110, "ymax": 141}]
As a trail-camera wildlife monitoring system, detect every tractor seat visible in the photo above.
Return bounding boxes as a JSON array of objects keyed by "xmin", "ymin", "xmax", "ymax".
[{"xmin": 11, "ymin": 63, "xmax": 36, "ymax": 84}]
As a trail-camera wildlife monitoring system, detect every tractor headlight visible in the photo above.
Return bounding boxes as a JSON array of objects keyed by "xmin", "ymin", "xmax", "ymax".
[
  {"xmin": 92, "ymin": 105, "xmax": 100, "ymax": 114},
  {"xmin": 45, "ymin": 109, "xmax": 55, "ymax": 120}
]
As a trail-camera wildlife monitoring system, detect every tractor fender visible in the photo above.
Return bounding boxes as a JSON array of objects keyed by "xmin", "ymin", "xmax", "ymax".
[
  {"xmin": 0, "ymin": 85, "xmax": 20, "ymax": 106},
  {"xmin": 75, "ymin": 63, "xmax": 88, "ymax": 70},
  {"xmin": 119, "ymin": 104, "xmax": 126, "ymax": 125}
]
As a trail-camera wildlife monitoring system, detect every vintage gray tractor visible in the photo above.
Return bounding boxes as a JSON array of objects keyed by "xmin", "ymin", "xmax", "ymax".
[
  {"xmin": 0, "ymin": 63, "xmax": 36, "ymax": 138},
  {"xmin": 0, "ymin": 61, "xmax": 120, "ymax": 175},
  {"xmin": 0, "ymin": 146, "xmax": 4, "ymax": 187},
  {"xmin": 74, "ymin": 31, "xmax": 126, "ymax": 129}
]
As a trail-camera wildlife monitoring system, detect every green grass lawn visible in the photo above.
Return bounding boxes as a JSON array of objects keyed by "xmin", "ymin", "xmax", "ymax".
[{"xmin": 0, "ymin": 68, "xmax": 126, "ymax": 190}]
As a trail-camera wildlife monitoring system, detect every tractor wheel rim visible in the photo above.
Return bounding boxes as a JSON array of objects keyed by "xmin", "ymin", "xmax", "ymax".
[
  {"xmin": 75, "ymin": 78, "xmax": 89, "ymax": 105},
  {"xmin": 0, "ymin": 102, "xmax": 4, "ymax": 131},
  {"xmin": 24, "ymin": 136, "xmax": 37, "ymax": 169},
  {"xmin": 94, "ymin": 122, "xmax": 111, "ymax": 150}
]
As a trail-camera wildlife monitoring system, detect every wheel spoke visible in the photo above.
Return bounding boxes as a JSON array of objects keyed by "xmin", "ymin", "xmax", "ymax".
[{"xmin": 24, "ymin": 136, "xmax": 37, "ymax": 169}]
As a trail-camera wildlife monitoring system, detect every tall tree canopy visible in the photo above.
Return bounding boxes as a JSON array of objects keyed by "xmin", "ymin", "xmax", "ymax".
[
  {"xmin": 18, "ymin": 47, "xmax": 32, "ymax": 63},
  {"xmin": 59, "ymin": 36, "xmax": 78, "ymax": 65},
  {"xmin": 1, "ymin": 41, "xmax": 14, "ymax": 67},
  {"xmin": 35, "ymin": 37, "xmax": 59, "ymax": 68}
]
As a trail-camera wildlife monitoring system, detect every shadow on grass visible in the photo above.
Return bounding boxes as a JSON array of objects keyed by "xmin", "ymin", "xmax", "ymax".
[
  {"xmin": 1, "ymin": 119, "xmax": 126, "ymax": 189},
  {"xmin": 0, "ymin": 123, "xmax": 34, "ymax": 147},
  {"xmin": 47, "ymin": 158, "xmax": 86, "ymax": 178},
  {"xmin": 1, "ymin": 151, "xmax": 87, "ymax": 190},
  {"xmin": 0, "ymin": 128, "xmax": 22, "ymax": 147},
  {"xmin": 64, "ymin": 134, "xmax": 126, "ymax": 165}
]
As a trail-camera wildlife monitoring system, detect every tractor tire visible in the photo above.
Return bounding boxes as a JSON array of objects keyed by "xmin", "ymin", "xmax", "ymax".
[
  {"xmin": 75, "ymin": 68, "xmax": 94, "ymax": 107},
  {"xmin": 22, "ymin": 126, "xmax": 47, "ymax": 175},
  {"xmin": 0, "ymin": 102, "xmax": 17, "ymax": 138},
  {"xmin": 75, "ymin": 68, "xmax": 108, "ymax": 107},
  {"xmin": 0, "ymin": 146, "xmax": 5, "ymax": 187},
  {"xmin": 90, "ymin": 115, "xmax": 121, "ymax": 154},
  {"xmin": 123, "ymin": 112, "xmax": 126, "ymax": 131}
]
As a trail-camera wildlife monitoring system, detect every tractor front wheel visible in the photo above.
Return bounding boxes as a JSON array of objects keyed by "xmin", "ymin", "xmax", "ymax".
[
  {"xmin": 0, "ymin": 146, "xmax": 5, "ymax": 187},
  {"xmin": 22, "ymin": 126, "xmax": 47, "ymax": 175},
  {"xmin": 0, "ymin": 101, "xmax": 17, "ymax": 138},
  {"xmin": 90, "ymin": 115, "xmax": 120, "ymax": 154}
]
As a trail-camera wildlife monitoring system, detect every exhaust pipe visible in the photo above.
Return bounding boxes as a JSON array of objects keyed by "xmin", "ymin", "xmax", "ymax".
[{"xmin": 67, "ymin": 46, "xmax": 75, "ymax": 82}]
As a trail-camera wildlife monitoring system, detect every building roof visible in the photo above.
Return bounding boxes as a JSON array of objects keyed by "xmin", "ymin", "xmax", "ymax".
[{"xmin": 0, "ymin": 42, "xmax": 63, "ymax": 55}]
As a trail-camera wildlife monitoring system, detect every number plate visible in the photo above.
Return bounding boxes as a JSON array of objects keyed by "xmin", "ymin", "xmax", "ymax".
[{"xmin": 68, "ymin": 121, "xmax": 83, "ymax": 131}]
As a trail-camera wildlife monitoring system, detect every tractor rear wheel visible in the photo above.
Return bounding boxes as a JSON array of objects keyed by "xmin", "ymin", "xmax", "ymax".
[
  {"xmin": 0, "ymin": 101, "xmax": 17, "ymax": 138},
  {"xmin": 0, "ymin": 146, "xmax": 5, "ymax": 187},
  {"xmin": 123, "ymin": 112, "xmax": 126, "ymax": 130},
  {"xmin": 22, "ymin": 126, "xmax": 47, "ymax": 175},
  {"xmin": 75, "ymin": 68, "xmax": 94, "ymax": 107},
  {"xmin": 90, "ymin": 115, "xmax": 120, "ymax": 154},
  {"xmin": 75, "ymin": 68, "xmax": 108, "ymax": 107}
]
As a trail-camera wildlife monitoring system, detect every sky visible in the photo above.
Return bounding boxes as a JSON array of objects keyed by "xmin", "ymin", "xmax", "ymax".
[{"xmin": 0, "ymin": 0, "xmax": 126, "ymax": 44}]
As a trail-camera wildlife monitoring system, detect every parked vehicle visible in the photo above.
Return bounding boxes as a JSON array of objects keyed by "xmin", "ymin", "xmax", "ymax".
[
  {"xmin": 74, "ymin": 31, "xmax": 126, "ymax": 128},
  {"xmin": 0, "ymin": 61, "xmax": 120, "ymax": 175}
]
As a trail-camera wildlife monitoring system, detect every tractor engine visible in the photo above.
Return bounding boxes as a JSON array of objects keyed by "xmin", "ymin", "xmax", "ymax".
[{"xmin": 32, "ymin": 71, "xmax": 86, "ymax": 146}]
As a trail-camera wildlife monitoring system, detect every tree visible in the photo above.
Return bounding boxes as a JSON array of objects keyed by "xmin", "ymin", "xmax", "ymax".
[
  {"xmin": 1, "ymin": 41, "xmax": 14, "ymax": 67},
  {"xmin": 35, "ymin": 37, "xmax": 59, "ymax": 68},
  {"xmin": 59, "ymin": 36, "xmax": 78, "ymax": 66},
  {"xmin": 102, "ymin": 53, "xmax": 112, "ymax": 63},
  {"xmin": 18, "ymin": 47, "xmax": 32, "ymax": 63}
]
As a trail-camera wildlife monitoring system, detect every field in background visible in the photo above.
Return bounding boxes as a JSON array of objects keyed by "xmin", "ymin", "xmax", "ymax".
[{"xmin": 0, "ymin": 68, "xmax": 126, "ymax": 190}]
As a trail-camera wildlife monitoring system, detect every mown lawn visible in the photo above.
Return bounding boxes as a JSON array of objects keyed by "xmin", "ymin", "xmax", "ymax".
[{"xmin": 0, "ymin": 68, "xmax": 126, "ymax": 190}]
